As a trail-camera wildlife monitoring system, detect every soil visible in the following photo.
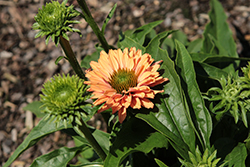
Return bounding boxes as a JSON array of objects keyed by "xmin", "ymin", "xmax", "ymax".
[{"xmin": 1, "ymin": 0, "xmax": 250, "ymax": 166}]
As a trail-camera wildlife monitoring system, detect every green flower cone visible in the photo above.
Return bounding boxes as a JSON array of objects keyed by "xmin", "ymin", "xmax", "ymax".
[
  {"xmin": 206, "ymin": 72, "xmax": 250, "ymax": 127},
  {"xmin": 178, "ymin": 147, "xmax": 227, "ymax": 167},
  {"xmin": 40, "ymin": 74, "xmax": 89, "ymax": 128},
  {"xmin": 32, "ymin": 0, "xmax": 81, "ymax": 46}
]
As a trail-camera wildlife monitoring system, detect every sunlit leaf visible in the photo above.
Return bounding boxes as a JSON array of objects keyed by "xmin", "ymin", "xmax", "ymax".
[
  {"xmin": 23, "ymin": 101, "xmax": 46, "ymax": 118},
  {"xmin": 30, "ymin": 146, "xmax": 87, "ymax": 167},
  {"xmin": 3, "ymin": 116, "xmax": 73, "ymax": 167}
]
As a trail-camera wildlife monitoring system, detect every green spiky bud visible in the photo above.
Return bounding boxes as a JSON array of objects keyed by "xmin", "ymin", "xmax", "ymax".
[
  {"xmin": 242, "ymin": 62, "xmax": 250, "ymax": 80},
  {"xmin": 32, "ymin": 0, "xmax": 81, "ymax": 46},
  {"xmin": 40, "ymin": 74, "xmax": 90, "ymax": 128},
  {"xmin": 205, "ymin": 75, "xmax": 249, "ymax": 127},
  {"xmin": 178, "ymin": 147, "xmax": 227, "ymax": 167}
]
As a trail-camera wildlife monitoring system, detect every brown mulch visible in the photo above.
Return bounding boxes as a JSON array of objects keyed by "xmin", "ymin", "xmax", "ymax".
[{"xmin": 1, "ymin": 0, "xmax": 250, "ymax": 166}]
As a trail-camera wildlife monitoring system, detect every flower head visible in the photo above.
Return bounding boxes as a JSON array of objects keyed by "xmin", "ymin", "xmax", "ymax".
[
  {"xmin": 84, "ymin": 47, "xmax": 168, "ymax": 123},
  {"xmin": 32, "ymin": 0, "xmax": 81, "ymax": 46},
  {"xmin": 40, "ymin": 74, "xmax": 89, "ymax": 128}
]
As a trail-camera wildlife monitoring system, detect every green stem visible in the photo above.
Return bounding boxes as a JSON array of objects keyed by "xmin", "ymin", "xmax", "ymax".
[
  {"xmin": 73, "ymin": 119, "xmax": 107, "ymax": 161},
  {"xmin": 59, "ymin": 36, "xmax": 86, "ymax": 80},
  {"xmin": 77, "ymin": 0, "xmax": 109, "ymax": 53}
]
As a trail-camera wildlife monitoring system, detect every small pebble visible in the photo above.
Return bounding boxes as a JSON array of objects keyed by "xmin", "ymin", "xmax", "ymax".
[
  {"xmin": 0, "ymin": 51, "xmax": 13, "ymax": 59},
  {"xmin": 11, "ymin": 128, "xmax": 17, "ymax": 142},
  {"xmin": 2, "ymin": 143, "xmax": 11, "ymax": 154}
]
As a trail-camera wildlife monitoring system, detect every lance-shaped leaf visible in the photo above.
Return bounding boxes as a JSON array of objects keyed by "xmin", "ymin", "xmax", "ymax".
[
  {"xmin": 175, "ymin": 40, "xmax": 212, "ymax": 151},
  {"xmin": 3, "ymin": 116, "xmax": 73, "ymax": 167},
  {"xmin": 201, "ymin": 0, "xmax": 237, "ymax": 59},
  {"xmin": 201, "ymin": 0, "xmax": 238, "ymax": 74},
  {"xmin": 23, "ymin": 101, "xmax": 46, "ymax": 118},
  {"xmin": 137, "ymin": 31, "xmax": 196, "ymax": 157},
  {"xmin": 30, "ymin": 146, "xmax": 88, "ymax": 167},
  {"xmin": 130, "ymin": 20, "xmax": 163, "ymax": 45},
  {"xmin": 4, "ymin": 105, "xmax": 98, "ymax": 167}
]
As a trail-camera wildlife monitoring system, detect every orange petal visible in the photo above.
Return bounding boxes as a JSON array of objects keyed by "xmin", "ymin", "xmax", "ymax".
[
  {"xmin": 116, "ymin": 49, "xmax": 124, "ymax": 69},
  {"xmin": 109, "ymin": 50, "xmax": 119, "ymax": 71},
  {"xmin": 148, "ymin": 77, "xmax": 168, "ymax": 87},
  {"xmin": 99, "ymin": 52, "xmax": 113, "ymax": 76},
  {"xmin": 98, "ymin": 103, "xmax": 110, "ymax": 113},
  {"xmin": 93, "ymin": 96, "xmax": 109, "ymax": 105},
  {"xmin": 89, "ymin": 61, "xmax": 100, "ymax": 71},
  {"xmin": 153, "ymin": 90, "xmax": 164, "ymax": 95},
  {"xmin": 128, "ymin": 85, "xmax": 150, "ymax": 93},
  {"xmin": 121, "ymin": 94, "xmax": 132, "ymax": 108},
  {"xmin": 104, "ymin": 89, "xmax": 117, "ymax": 96},
  {"xmin": 137, "ymin": 77, "xmax": 155, "ymax": 87},
  {"xmin": 137, "ymin": 71, "xmax": 152, "ymax": 82},
  {"xmin": 141, "ymin": 98, "xmax": 154, "ymax": 109},
  {"xmin": 145, "ymin": 91, "xmax": 155, "ymax": 98},
  {"xmin": 133, "ymin": 92, "xmax": 145, "ymax": 98},
  {"xmin": 129, "ymin": 47, "xmax": 137, "ymax": 58},
  {"xmin": 121, "ymin": 48, "xmax": 129, "ymax": 69},
  {"xmin": 130, "ymin": 97, "xmax": 141, "ymax": 109},
  {"xmin": 118, "ymin": 107, "xmax": 127, "ymax": 123},
  {"xmin": 111, "ymin": 103, "xmax": 122, "ymax": 114}
]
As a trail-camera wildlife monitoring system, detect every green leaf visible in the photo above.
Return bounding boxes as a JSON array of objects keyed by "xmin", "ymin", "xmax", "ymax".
[
  {"xmin": 200, "ymin": 0, "xmax": 238, "ymax": 75},
  {"xmin": 196, "ymin": 62, "xmax": 228, "ymax": 81},
  {"xmin": 34, "ymin": 30, "xmax": 45, "ymax": 38},
  {"xmin": 155, "ymin": 158, "xmax": 169, "ymax": 167},
  {"xmin": 137, "ymin": 113, "xmax": 190, "ymax": 160},
  {"xmin": 187, "ymin": 38, "xmax": 203, "ymax": 53},
  {"xmin": 64, "ymin": 126, "xmax": 110, "ymax": 155},
  {"xmin": 202, "ymin": 56, "xmax": 249, "ymax": 64},
  {"xmin": 172, "ymin": 30, "xmax": 189, "ymax": 46},
  {"xmin": 81, "ymin": 45, "xmax": 104, "ymax": 69},
  {"xmin": 145, "ymin": 30, "xmax": 176, "ymax": 57},
  {"xmin": 141, "ymin": 33, "xmax": 196, "ymax": 159},
  {"xmin": 117, "ymin": 33, "xmax": 145, "ymax": 52},
  {"xmin": 69, "ymin": 162, "xmax": 103, "ymax": 167},
  {"xmin": 103, "ymin": 117, "xmax": 168, "ymax": 167},
  {"xmin": 225, "ymin": 143, "xmax": 247, "ymax": 167},
  {"xmin": 201, "ymin": 0, "xmax": 238, "ymax": 59},
  {"xmin": 190, "ymin": 53, "xmax": 222, "ymax": 63},
  {"xmin": 23, "ymin": 101, "xmax": 46, "ymax": 118},
  {"xmin": 30, "ymin": 146, "xmax": 87, "ymax": 167},
  {"xmin": 191, "ymin": 53, "xmax": 250, "ymax": 64},
  {"xmin": 161, "ymin": 38, "xmax": 175, "ymax": 59},
  {"xmin": 81, "ymin": 105, "xmax": 100, "ymax": 122},
  {"xmin": 175, "ymin": 40, "xmax": 212, "ymax": 150},
  {"xmin": 3, "ymin": 116, "xmax": 72, "ymax": 167},
  {"xmin": 101, "ymin": 3, "xmax": 117, "ymax": 34},
  {"xmin": 130, "ymin": 20, "xmax": 163, "ymax": 45},
  {"xmin": 55, "ymin": 56, "xmax": 65, "ymax": 65}
]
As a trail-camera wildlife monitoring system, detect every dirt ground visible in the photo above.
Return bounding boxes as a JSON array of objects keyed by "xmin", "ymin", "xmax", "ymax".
[{"xmin": 1, "ymin": 0, "xmax": 250, "ymax": 166}]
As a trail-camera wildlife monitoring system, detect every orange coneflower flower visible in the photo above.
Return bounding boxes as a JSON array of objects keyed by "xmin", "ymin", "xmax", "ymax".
[{"xmin": 84, "ymin": 47, "xmax": 168, "ymax": 123}]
